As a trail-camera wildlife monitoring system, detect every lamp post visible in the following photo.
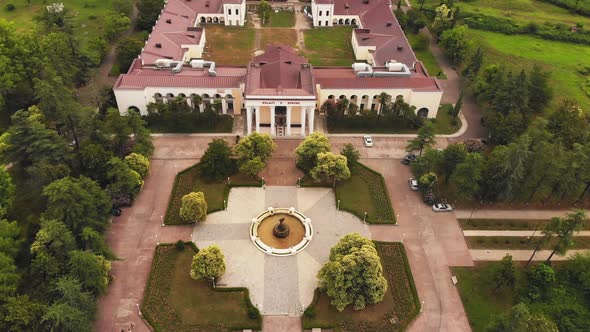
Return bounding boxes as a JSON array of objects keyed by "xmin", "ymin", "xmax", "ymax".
[
  {"xmin": 297, "ymin": 177, "xmax": 301, "ymax": 188},
  {"xmin": 224, "ymin": 200, "xmax": 227, "ymax": 211},
  {"xmin": 227, "ymin": 177, "xmax": 230, "ymax": 185},
  {"xmin": 161, "ymin": 215, "xmax": 164, "ymax": 227},
  {"xmin": 261, "ymin": 177, "xmax": 265, "ymax": 188},
  {"xmin": 337, "ymin": 199, "xmax": 340, "ymax": 210},
  {"xmin": 363, "ymin": 212, "xmax": 367, "ymax": 223}
]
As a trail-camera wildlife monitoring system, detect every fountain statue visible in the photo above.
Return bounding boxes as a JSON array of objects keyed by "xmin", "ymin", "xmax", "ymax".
[{"xmin": 273, "ymin": 217, "xmax": 290, "ymax": 238}]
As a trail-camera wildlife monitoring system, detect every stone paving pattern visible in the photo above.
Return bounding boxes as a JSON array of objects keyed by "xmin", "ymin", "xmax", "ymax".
[{"xmin": 192, "ymin": 186, "xmax": 370, "ymax": 315}]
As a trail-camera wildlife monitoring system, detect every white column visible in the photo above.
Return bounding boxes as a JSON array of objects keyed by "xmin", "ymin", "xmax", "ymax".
[
  {"xmin": 308, "ymin": 107, "xmax": 315, "ymax": 134},
  {"xmin": 199, "ymin": 103, "xmax": 205, "ymax": 113},
  {"xmin": 286, "ymin": 106, "xmax": 292, "ymax": 136},
  {"xmin": 270, "ymin": 106, "xmax": 275, "ymax": 136},
  {"xmin": 246, "ymin": 107, "xmax": 252, "ymax": 135},
  {"xmin": 300, "ymin": 107, "xmax": 306, "ymax": 136},
  {"xmin": 221, "ymin": 99, "xmax": 227, "ymax": 114},
  {"xmin": 255, "ymin": 108, "xmax": 260, "ymax": 132}
]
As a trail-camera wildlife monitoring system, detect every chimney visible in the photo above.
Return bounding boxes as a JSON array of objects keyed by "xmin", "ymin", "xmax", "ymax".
[
  {"xmin": 166, "ymin": 19, "xmax": 172, "ymax": 24},
  {"xmin": 397, "ymin": 45, "xmax": 403, "ymax": 50},
  {"xmin": 386, "ymin": 22, "xmax": 392, "ymax": 27},
  {"xmin": 155, "ymin": 43, "xmax": 162, "ymax": 48}
]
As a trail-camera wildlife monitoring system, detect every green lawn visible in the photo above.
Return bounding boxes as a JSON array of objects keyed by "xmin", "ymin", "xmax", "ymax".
[
  {"xmin": 164, "ymin": 164, "xmax": 260, "ymax": 225},
  {"xmin": 405, "ymin": 32, "xmax": 446, "ymax": 78},
  {"xmin": 142, "ymin": 244, "xmax": 261, "ymax": 331},
  {"xmin": 264, "ymin": 11, "xmax": 295, "ymax": 27},
  {"xmin": 303, "ymin": 27, "xmax": 356, "ymax": 66},
  {"xmin": 452, "ymin": 263, "xmax": 518, "ymax": 331},
  {"xmin": 468, "ymin": 30, "xmax": 590, "ymax": 109},
  {"xmin": 303, "ymin": 242, "xmax": 420, "ymax": 332},
  {"xmin": 466, "ymin": 236, "xmax": 590, "ymax": 250},
  {"xmin": 202, "ymin": 25, "xmax": 256, "ymax": 65},
  {"xmin": 335, "ymin": 163, "xmax": 396, "ymax": 224},
  {"xmin": 0, "ymin": 0, "xmax": 119, "ymax": 53}
]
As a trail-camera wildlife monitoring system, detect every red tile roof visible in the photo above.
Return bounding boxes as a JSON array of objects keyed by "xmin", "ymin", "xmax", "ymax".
[
  {"xmin": 245, "ymin": 46, "xmax": 316, "ymax": 97},
  {"xmin": 331, "ymin": 0, "xmax": 417, "ymax": 66},
  {"xmin": 312, "ymin": 67, "xmax": 440, "ymax": 91}
]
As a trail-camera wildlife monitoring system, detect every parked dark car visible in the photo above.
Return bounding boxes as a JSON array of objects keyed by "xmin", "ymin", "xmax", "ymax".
[{"xmin": 401, "ymin": 153, "xmax": 417, "ymax": 165}]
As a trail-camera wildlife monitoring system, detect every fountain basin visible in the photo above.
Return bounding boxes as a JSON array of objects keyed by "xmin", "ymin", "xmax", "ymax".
[{"xmin": 250, "ymin": 207, "xmax": 313, "ymax": 256}]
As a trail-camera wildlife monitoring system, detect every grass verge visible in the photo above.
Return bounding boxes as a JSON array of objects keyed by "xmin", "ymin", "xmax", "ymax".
[
  {"xmin": 202, "ymin": 25, "xmax": 256, "ymax": 65},
  {"xmin": 303, "ymin": 242, "xmax": 420, "ymax": 331},
  {"xmin": 142, "ymin": 243, "xmax": 261, "ymax": 331},
  {"xmin": 164, "ymin": 164, "xmax": 260, "ymax": 225},
  {"xmin": 301, "ymin": 162, "xmax": 396, "ymax": 224},
  {"xmin": 465, "ymin": 236, "xmax": 590, "ymax": 250},
  {"xmin": 264, "ymin": 11, "xmax": 295, "ymax": 27},
  {"xmin": 406, "ymin": 32, "xmax": 446, "ymax": 78},
  {"xmin": 451, "ymin": 263, "xmax": 518, "ymax": 332},
  {"xmin": 459, "ymin": 218, "xmax": 590, "ymax": 230}
]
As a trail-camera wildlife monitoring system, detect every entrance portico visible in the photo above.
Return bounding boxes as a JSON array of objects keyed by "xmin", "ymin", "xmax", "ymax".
[{"xmin": 245, "ymin": 99, "xmax": 316, "ymax": 137}]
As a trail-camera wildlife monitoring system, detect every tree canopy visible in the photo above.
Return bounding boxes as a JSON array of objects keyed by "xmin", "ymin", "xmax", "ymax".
[
  {"xmin": 310, "ymin": 152, "xmax": 351, "ymax": 185},
  {"xmin": 317, "ymin": 233, "xmax": 388, "ymax": 311},
  {"xmin": 296, "ymin": 132, "xmax": 331, "ymax": 172},
  {"xmin": 190, "ymin": 245, "xmax": 226, "ymax": 281},
  {"xmin": 199, "ymin": 139, "xmax": 235, "ymax": 180},
  {"xmin": 180, "ymin": 192, "xmax": 208, "ymax": 223}
]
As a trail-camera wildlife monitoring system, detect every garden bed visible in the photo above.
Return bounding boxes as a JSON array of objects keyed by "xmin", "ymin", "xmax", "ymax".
[
  {"xmin": 465, "ymin": 236, "xmax": 590, "ymax": 250},
  {"xmin": 142, "ymin": 243, "xmax": 261, "ymax": 331},
  {"xmin": 303, "ymin": 242, "xmax": 420, "ymax": 331},
  {"xmin": 164, "ymin": 164, "xmax": 260, "ymax": 225}
]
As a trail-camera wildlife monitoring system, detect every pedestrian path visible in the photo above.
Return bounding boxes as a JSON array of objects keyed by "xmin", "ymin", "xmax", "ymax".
[
  {"xmin": 470, "ymin": 249, "xmax": 589, "ymax": 261},
  {"xmin": 463, "ymin": 230, "xmax": 590, "ymax": 237}
]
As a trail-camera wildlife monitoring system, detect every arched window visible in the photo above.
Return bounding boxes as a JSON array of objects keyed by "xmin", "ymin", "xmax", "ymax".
[
  {"xmin": 207, "ymin": 17, "xmax": 212, "ymax": 23},
  {"xmin": 339, "ymin": 19, "xmax": 344, "ymax": 25},
  {"xmin": 225, "ymin": 94, "xmax": 234, "ymax": 99},
  {"xmin": 351, "ymin": 19, "xmax": 357, "ymax": 26},
  {"xmin": 154, "ymin": 93, "xmax": 163, "ymax": 103},
  {"xmin": 333, "ymin": 19, "xmax": 338, "ymax": 25},
  {"xmin": 213, "ymin": 17, "xmax": 219, "ymax": 24},
  {"xmin": 128, "ymin": 106, "xmax": 140, "ymax": 114},
  {"xmin": 417, "ymin": 108, "xmax": 429, "ymax": 118},
  {"xmin": 396, "ymin": 95, "xmax": 404, "ymax": 101},
  {"xmin": 200, "ymin": 17, "xmax": 206, "ymax": 23},
  {"xmin": 328, "ymin": 95, "xmax": 335, "ymax": 100},
  {"xmin": 345, "ymin": 19, "xmax": 350, "ymax": 25},
  {"xmin": 350, "ymin": 95, "xmax": 358, "ymax": 103},
  {"xmin": 339, "ymin": 95, "xmax": 346, "ymax": 100}
]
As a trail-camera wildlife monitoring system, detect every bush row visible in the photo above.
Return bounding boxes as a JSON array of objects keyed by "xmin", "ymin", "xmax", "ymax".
[
  {"xmin": 461, "ymin": 12, "xmax": 590, "ymax": 45},
  {"xmin": 537, "ymin": 0, "xmax": 590, "ymax": 17},
  {"xmin": 144, "ymin": 112, "xmax": 233, "ymax": 133}
]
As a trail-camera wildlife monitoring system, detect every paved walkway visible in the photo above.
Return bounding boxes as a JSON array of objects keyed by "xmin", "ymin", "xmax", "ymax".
[
  {"xmin": 363, "ymin": 159, "xmax": 473, "ymax": 332},
  {"xmin": 192, "ymin": 186, "xmax": 370, "ymax": 315},
  {"xmin": 463, "ymin": 230, "xmax": 590, "ymax": 237},
  {"xmin": 455, "ymin": 209, "xmax": 584, "ymax": 220},
  {"xmin": 470, "ymin": 249, "xmax": 589, "ymax": 261}
]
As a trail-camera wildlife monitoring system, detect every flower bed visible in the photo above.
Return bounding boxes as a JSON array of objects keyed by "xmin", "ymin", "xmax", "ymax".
[{"xmin": 142, "ymin": 243, "xmax": 261, "ymax": 331}]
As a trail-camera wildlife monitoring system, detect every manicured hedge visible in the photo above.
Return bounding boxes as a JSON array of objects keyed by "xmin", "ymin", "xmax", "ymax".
[{"xmin": 537, "ymin": 0, "xmax": 590, "ymax": 17}]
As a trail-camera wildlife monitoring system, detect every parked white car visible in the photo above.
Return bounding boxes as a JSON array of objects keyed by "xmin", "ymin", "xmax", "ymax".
[
  {"xmin": 409, "ymin": 178, "xmax": 419, "ymax": 191},
  {"xmin": 432, "ymin": 203, "xmax": 453, "ymax": 212},
  {"xmin": 363, "ymin": 135, "xmax": 373, "ymax": 147}
]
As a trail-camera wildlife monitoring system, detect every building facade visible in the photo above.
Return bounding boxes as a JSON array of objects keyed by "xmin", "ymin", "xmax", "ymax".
[{"xmin": 114, "ymin": 0, "xmax": 443, "ymax": 136}]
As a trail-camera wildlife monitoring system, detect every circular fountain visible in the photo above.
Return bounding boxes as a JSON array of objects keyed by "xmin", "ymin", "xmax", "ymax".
[{"xmin": 250, "ymin": 207, "xmax": 313, "ymax": 256}]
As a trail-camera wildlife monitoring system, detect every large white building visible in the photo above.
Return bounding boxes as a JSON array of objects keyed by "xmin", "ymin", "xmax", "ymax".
[{"xmin": 114, "ymin": 0, "xmax": 443, "ymax": 136}]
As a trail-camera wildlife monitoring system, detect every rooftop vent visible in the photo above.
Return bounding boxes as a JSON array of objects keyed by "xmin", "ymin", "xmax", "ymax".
[
  {"xmin": 397, "ymin": 45, "xmax": 403, "ymax": 50},
  {"xmin": 205, "ymin": 1, "xmax": 209, "ymax": 7},
  {"xmin": 166, "ymin": 19, "xmax": 172, "ymax": 24},
  {"xmin": 345, "ymin": 4, "xmax": 349, "ymax": 8},
  {"xmin": 182, "ymin": 15, "xmax": 189, "ymax": 18},
  {"xmin": 155, "ymin": 43, "xmax": 162, "ymax": 48},
  {"xmin": 386, "ymin": 22, "xmax": 392, "ymax": 27},
  {"xmin": 363, "ymin": 0, "xmax": 369, "ymax": 4}
]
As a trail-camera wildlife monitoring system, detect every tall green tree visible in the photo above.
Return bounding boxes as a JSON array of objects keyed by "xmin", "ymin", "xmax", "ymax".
[
  {"xmin": 295, "ymin": 132, "xmax": 331, "ymax": 172},
  {"xmin": 199, "ymin": 139, "xmax": 235, "ymax": 180},
  {"xmin": 487, "ymin": 303, "xmax": 558, "ymax": 332},
  {"xmin": 449, "ymin": 152, "xmax": 483, "ymax": 200},
  {"xmin": 190, "ymin": 245, "xmax": 226, "ymax": 283},
  {"xmin": 340, "ymin": 143, "xmax": 360, "ymax": 167},
  {"xmin": 106, "ymin": 157, "xmax": 143, "ymax": 205},
  {"xmin": 116, "ymin": 36, "xmax": 144, "ymax": 73},
  {"xmin": 43, "ymin": 176, "xmax": 112, "ymax": 235},
  {"xmin": 258, "ymin": 0, "xmax": 272, "ymax": 25},
  {"xmin": 68, "ymin": 250, "xmax": 111, "ymax": 295},
  {"xmin": 317, "ymin": 233, "xmax": 387, "ymax": 311},
  {"xmin": 546, "ymin": 210, "xmax": 587, "ymax": 262},
  {"xmin": 462, "ymin": 47, "xmax": 483, "ymax": 80},
  {"xmin": 137, "ymin": 0, "xmax": 165, "ymax": 30},
  {"xmin": 439, "ymin": 142, "xmax": 467, "ymax": 183},
  {"xmin": 492, "ymin": 254, "xmax": 515, "ymax": 291},
  {"xmin": 439, "ymin": 25, "xmax": 471, "ymax": 65},
  {"xmin": 528, "ymin": 65, "xmax": 552, "ymax": 113},
  {"xmin": 406, "ymin": 121, "xmax": 435, "ymax": 156},
  {"xmin": 310, "ymin": 152, "xmax": 351, "ymax": 186},
  {"xmin": 0, "ymin": 168, "xmax": 15, "ymax": 218},
  {"xmin": 233, "ymin": 132, "xmax": 276, "ymax": 169}
]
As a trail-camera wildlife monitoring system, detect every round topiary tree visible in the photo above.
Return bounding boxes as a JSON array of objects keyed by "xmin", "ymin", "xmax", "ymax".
[
  {"xmin": 317, "ymin": 233, "xmax": 388, "ymax": 311},
  {"xmin": 180, "ymin": 192, "xmax": 207, "ymax": 223},
  {"xmin": 310, "ymin": 152, "xmax": 351, "ymax": 186},
  {"xmin": 295, "ymin": 132, "xmax": 331, "ymax": 172},
  {"xmin": 190, "ymin": 245, "xmax": 226, "ymax": 284},
  {"xmin": 124, "ymin": 152, "xmax": 150, "ymax": 178}
]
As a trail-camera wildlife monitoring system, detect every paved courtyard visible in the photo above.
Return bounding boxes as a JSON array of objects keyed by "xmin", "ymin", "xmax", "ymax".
[{"xmin": 192, "ymin": 186, "xmax": 370, "ymax": 315}]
